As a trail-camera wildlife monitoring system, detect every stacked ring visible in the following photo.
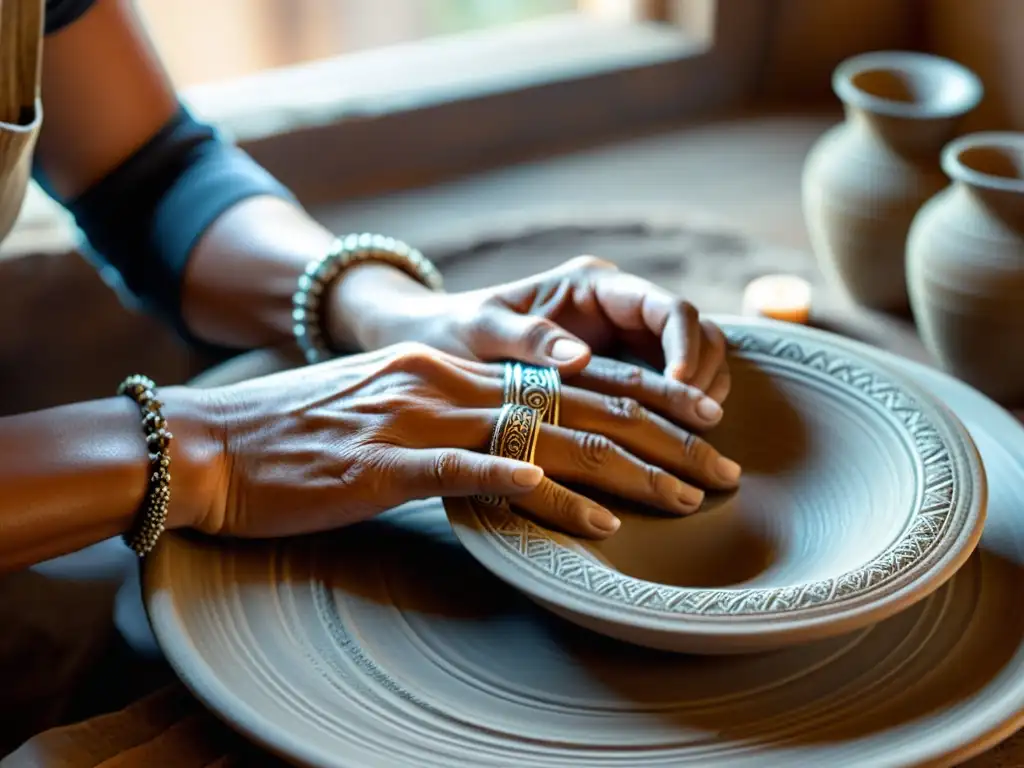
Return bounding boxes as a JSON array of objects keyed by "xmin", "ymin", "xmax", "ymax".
[
  {"xmin": 474, "ymin": 403, "xmax": 543, "ymax": 508},
  {"xmin": 503, "ymin": 362, "xmax": 561, "ymax": 425}
]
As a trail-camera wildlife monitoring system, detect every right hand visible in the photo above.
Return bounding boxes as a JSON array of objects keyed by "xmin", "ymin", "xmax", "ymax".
[{"xmin": 188, "ymin": 343, "xmax": 742, "ymax": 541}]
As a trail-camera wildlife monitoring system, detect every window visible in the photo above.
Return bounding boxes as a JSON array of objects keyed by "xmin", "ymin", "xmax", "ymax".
[
  {"xmin": 138, "ymin": 0, "xmax": 582, "ymax": 87},
  {"xmin": 136, "ymin": 0, "xmax": 771, "ymax": 201}
]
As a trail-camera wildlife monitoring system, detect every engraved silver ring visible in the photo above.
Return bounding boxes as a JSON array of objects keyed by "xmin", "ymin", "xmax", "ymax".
[
  {"xmin": 503, "ymin": 362, "xmax": 561, "ymax": 426},
  {"xmin": 473, "ymin": 403, "xmax": 543, "ymax": 508}
]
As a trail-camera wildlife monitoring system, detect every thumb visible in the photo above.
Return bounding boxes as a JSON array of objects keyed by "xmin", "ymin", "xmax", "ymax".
[
  {"xmin": 401, "ymin": 448, "xmax": 545, "ymax": 499},
  {"xmin": 475, "ymin": 309, "xmax": 591, "ymax": 374}
]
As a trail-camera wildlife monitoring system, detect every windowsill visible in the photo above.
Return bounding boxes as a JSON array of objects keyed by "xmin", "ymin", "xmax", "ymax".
[
  {"xmin": 3, "ymin": 105, "xmax": 841, "ymax": 261},
  {"xmin": 180, "ymin": 14, "xmax": 706, "ymax": 144}
]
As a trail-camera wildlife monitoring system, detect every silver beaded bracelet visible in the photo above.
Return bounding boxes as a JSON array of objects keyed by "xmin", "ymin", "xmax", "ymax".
[
  {"xmin": 118, "ymin": 374, "xmax": 172, "ymax": 558},
  {"xmin": 292, "ymin": 233, "xmax": 444, "ymax": 365}
]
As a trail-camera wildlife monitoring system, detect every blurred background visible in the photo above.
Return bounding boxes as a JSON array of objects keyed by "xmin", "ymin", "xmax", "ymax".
[
  {"xmin": 138, "ymin": 0, "xmax": 581, "ymax": 86},
  {"xmin": 4, "ymin": 0, "xmax": 1022, "ymax": 412}
]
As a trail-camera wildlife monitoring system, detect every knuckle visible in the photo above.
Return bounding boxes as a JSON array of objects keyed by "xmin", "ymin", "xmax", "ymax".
[
  {"xmin": 565, "ymin": 254, "xmax": 614, "ymax": 272},
  {"xmin": 388, "ymin": 342, "xmax": 445, "ymax": 377},
  {"xmin": 335, "ymin": 451, "xmax": 373, "ymax": 489},
  {"xmin": 645, "ymin": 463, "xmax": 667, "ymax": 496},
  {"xmin": 521, "ymin": 319, "xmax": 555, "ymax": 351},
  {"xmin": 429, "ymin": 451, "xmax": 464, "ymax": 488},
  {"xmin": 575, "ymin": 432, "xmax": 614, "ymax": 469},
  {"xmin": 666, "ymin": 381, "xmax": 704, "ymax": 414},
  {"xmin": 611, "ymin": 363, "xmax": 645, "ymax": 388},
  {"xmin": 681, "ymin": 431, "xmax": 714, "ymax": 464},
  {"xmin": 605, "ymin": 395, "xmax": 644, "ymax": 422},
  {"xmin": 539, "ymin": 481, "xmax": 585, "ymax": 522},
  {"xmin": 389, "ymin": 340, "xmax": 434, "ymax": 360},
  {"xmin": 581, "ymin": 358, "xmax": 645, "ymax": 388},
  {"xmin": 360, "ymin": 447, "xmax": 400, "ymax": 493}
]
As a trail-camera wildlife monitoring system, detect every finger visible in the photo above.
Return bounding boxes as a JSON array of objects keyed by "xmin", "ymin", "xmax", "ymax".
[
  {"xmin": 705, "ymin": 365, "xmax": 732, "ymax": 404},
  {"xmin": 535, "ymin": 426, "xmax": 710, "ymax": 516},
  {"xmin": 467, "ymin": 304, "xmax": 592, "ymax": 375},
  {"xmin": 568, "ymin": 356, "xmax": 724, "ymax": 429},
  {"xmin": 399, "ymin": 447, "xmax": 545, "ymax": 499},
  {"xmin": 513, "ymin": 478, "xmax": 621, "ymax": 539},
  {"xmin": 689, "ymin": 321, "xmax": 728, "ymax": 393},
  {"xmin": 398, "ymin": 408, "xmax": 499, "ymax": 449},
  {"xmin": 588, "ymin": 272, "xmax": 703, "ymax": 381},
  {"xmin": 559, "ymin": 388, "xmax": 739, "ymax": 485},
  {"xmin": 661, "ymin": 299, "xmax": 702, "ymax": 382}
]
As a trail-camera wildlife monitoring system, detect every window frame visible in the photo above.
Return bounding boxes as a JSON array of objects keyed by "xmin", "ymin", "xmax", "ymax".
[{"xmin": 175, "ymin": 0, "xmax": 775, "ymax": 202}]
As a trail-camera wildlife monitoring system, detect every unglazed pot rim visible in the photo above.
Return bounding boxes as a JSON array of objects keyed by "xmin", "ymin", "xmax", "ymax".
[
  {"xmin": 942, "ymin": 131, "xmax": 1024, "ymax": 194},
  {"xmin": 445, "ymin": 317, "xmax": 987, "ymax": 653},
  {"xmin": 833, "ymin": 50, "xmax": 982, "ymax": 120}
]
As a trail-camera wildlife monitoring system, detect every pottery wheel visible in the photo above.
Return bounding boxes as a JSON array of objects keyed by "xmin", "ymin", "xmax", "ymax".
[{"xmin": 146, "ymin": 326, "xmax": 1024, "ymax": 768}]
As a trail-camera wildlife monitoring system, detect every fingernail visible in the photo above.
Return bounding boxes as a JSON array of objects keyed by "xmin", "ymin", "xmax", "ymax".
[
  {"xmin": 656, "ymin": 472, "xmax": 703, "ymax": 513},
  {"xmin": 678, "ymin": 485, "xmax": 705, "ymax": 512},
  {"xmin": 588, "ymin": 505, "xmax": 621, "ymax": 533},
  {"xmin": 716, "ymin": 457, "xmax": 742, "ymax": 484},
  {"xmin": 550, "ymin": 338, "xmax": 588, "ymax": 362},
  {"xmin": 513, "ymin": 465, "xmax": 544, "ymax": 488},
  {"xmin": 696, "ymin": 397, "xmax": 722, "ymax": 422}
]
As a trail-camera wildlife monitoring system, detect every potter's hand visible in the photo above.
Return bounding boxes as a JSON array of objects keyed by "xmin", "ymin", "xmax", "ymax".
[
  {"xmin": 194, "ymin": 343, "xmax": 740, "ymax": 541},
  {"xmin": 345, "ymin": 256, "xmax": 732, "ymax": 415}
]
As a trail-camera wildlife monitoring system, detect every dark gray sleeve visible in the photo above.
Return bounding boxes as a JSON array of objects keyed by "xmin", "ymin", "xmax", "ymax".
[
  {"xmin": 33, "ymin": 107, "xmax": 295, "ymax": 343},
  {"xmin": 45, "ymin": 0, "xmax": 96, "ymax": 35}
]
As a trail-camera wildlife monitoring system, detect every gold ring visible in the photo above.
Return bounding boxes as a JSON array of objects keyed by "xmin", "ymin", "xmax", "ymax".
[
  {"xmin": 503, "ymin": 362, "xmax": 561, "ymax": 425},
  {"xmin": 474, "ymin": 403, "xmax": 543, "ymax": 507}
]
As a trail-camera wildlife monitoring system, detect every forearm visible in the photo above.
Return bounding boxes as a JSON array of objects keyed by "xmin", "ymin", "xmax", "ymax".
[
  {"xmin": 0, "ymin": 389, "xmax": 219, "ymax": 572},
  {"xmin": 180, "ymin": 195, "xmax": 433, "ymax": 352},
  {"xmin": 36, "ymin": 0, "xmax": 433, "ymax": 354}
]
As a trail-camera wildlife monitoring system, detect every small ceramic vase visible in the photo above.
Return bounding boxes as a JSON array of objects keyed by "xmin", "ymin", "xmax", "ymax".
[
  {"xmin": 907, "ymin": 132, "xmax": 1024, "ymax": 407},
  {"xmin": 803, "ymin": 51, "xmax": 982, "ymax": 312}
]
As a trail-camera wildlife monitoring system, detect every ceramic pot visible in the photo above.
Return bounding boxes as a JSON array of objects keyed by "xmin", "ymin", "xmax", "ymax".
[
  {"xmin": 907, "ymin": 132, "xmax": 1024, "ymax": 407},
  {"xmin": 802, "ymin": 51, "xmax": 982, "ymax": 312}
]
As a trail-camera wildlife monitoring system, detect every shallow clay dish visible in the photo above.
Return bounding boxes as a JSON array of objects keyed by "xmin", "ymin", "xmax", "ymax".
[
  {"xmin": 144, "ymin": 337, "xmax": 1024, "ymax": 767},
  {"xmin": 447, "ymin": 320, "xmax": 986, "ymax": 653}
]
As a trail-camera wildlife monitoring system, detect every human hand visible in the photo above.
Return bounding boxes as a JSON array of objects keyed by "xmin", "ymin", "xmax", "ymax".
[
  {"xmin": 341, "ymin": 256, "xmax": 731, "ymax": 403},
  {"xmin": 190, "ymin": 343, "xmax": 740, "ymax": 541}
]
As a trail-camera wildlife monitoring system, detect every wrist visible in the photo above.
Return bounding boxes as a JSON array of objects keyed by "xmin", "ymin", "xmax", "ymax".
[
  {"xmin": 325, "ymin": 261, "xmax": 434, "ymax": 351},
  {"xmin": 159, "ymin": 386, "xmax": 226, "ymax": 532}
]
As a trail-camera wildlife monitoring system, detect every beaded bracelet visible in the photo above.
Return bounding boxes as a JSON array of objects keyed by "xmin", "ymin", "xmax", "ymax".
[
  {"xmin": 118, "ymin": 374, "xmax": 173, "ymax": 557},
  {"xmin": 292, "ymin": 233, "xmax": 444, "ymax": 365}
]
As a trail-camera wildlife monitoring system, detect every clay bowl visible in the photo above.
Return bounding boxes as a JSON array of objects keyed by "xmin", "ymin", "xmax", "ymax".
[{"xmin": 446, "ymin": 319, "xmax": 987, "ymax": 654}]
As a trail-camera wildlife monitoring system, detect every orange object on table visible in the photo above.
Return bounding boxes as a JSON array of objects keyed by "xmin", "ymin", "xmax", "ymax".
[{"xmin": 741, "ymin": 274, "xmax": 812, "ymax": 324}]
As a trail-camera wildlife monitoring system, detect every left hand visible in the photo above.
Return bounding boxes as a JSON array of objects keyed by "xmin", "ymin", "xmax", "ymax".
[{"xmin": 349, "ymin": 256, "xmax": 731, "ymax": 405}]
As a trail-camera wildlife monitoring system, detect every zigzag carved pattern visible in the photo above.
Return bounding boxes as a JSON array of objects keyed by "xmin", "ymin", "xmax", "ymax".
[{"xmin": 477, "ymin": 330, "xmax": 962, "ymax": 616}]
